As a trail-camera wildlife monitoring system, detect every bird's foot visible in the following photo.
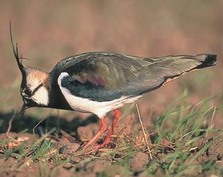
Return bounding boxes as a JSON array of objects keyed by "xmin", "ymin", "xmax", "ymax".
[
  {"xmin": 77, "ymin": 109, "xmax": 121, "ymax": 153},
  {"xmin": 94, "ymin": 137, "xmax": 111, "ymax": 151}
]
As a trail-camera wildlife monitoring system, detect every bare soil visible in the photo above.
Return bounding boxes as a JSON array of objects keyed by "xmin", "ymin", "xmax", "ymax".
[{"xmin": 1, "ymin": 105, "xmax": 223, "ymax": 176}]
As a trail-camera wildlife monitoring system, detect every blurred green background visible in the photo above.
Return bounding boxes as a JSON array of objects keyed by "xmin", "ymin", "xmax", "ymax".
[{"xmin": 0, "ymin": 0, "xmax": 222, "ymax": 126}]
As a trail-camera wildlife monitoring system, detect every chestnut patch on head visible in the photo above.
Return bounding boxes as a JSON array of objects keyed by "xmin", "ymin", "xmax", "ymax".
[{"xmin": 21, "ymin": 68, "xmax": 50, "ymax": 107}]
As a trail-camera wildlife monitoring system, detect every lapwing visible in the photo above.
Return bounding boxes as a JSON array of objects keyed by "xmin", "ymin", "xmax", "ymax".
[{"xmin": 12, "ymin": 36, "xmax": 217, "ymax": 150}]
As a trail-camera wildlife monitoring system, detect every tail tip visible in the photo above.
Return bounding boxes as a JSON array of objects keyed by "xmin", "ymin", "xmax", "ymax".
[
  {"xmin": 204, "ymin": 54, "xmax": 217, "ymax": 65},
  {"xmin": 197, "ymin": 54, "xmax": 217, "ymax": 68}
]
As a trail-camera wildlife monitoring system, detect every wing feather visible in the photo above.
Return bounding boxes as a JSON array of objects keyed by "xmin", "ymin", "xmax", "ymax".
[{"xmin": 50, "ymin": 52, "xmax": 216, "ymax": 102}]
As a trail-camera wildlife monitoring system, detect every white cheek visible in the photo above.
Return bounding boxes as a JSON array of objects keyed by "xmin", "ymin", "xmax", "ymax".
[
  {"xmin": 28, "ymin": 79, "xmax": 40, "ymax": 91},
  {"xmin": 31, "ymin": 87, "xmax": 49, "ymax": 105}
]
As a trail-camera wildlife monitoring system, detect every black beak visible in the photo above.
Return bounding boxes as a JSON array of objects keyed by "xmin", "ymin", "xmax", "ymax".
[{"xmin": 17, "ymin": 104, "xmax": 27, "ymax": 119}]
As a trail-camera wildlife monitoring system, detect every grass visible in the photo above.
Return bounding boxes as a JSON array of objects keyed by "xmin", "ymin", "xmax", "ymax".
[{"xmin": 0, "ymin": 95, "xmax": 223, "ymax": 176}]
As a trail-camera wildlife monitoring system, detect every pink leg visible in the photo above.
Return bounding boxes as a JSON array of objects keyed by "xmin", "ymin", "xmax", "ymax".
[
  {"xmin": 98, "ymin": 109, "xmax": 121, "ymax": 148},
  {"xmin": 82, "ymin": 117, "xmax": 107, "ymax": 149}
]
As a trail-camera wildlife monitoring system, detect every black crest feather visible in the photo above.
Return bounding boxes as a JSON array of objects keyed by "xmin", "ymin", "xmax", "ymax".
[{"xmin": 9, "ymin": 22, "xmax": 26, "ymax": 76}]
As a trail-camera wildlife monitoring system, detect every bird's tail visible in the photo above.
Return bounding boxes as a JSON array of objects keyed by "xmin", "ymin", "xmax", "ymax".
[
  {"xmin": 195, "ymin": 54, "xmax": 217, "ymax": 69},
  {"xmin": 140, "ymin": 53, "xmax": 217, "ymax": 88}
]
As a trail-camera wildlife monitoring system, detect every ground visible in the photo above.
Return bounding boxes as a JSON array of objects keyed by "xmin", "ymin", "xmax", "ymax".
[{"xmin": 1, "ymin": 1, "xmax": 223, "ymax": 177}]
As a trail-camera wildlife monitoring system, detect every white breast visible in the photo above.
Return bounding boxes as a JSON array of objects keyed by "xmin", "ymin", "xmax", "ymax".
[{"xmin": 57, "ymin": 72, "xmax": 141, "ymax": 118}]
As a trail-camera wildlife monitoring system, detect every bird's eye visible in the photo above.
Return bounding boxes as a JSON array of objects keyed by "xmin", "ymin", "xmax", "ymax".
[{"xmin": 21, "ymin": 88, "xmax": 32, "ymax": 98}]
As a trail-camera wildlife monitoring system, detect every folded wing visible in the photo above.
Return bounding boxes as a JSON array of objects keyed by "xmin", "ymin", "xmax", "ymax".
[{"xmin": 52, "ymin": 52, "xmax": 216, "ymax": 102}]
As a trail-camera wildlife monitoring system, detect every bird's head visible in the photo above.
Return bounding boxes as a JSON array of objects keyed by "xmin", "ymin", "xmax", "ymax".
[
  {"xmin": 19, "ymin": 66, "xmax": 50, "ymax": 108},
  {"xmin": 15, "ymin": 57, "xmax": 50, "ymax": 117},
  {"xmin": 10, "ymin": 26, "xmax": 50, "ymax": 117},
  {"xmin": 14, "ymin": 57, "xmax": 50, "ymax": 118}
]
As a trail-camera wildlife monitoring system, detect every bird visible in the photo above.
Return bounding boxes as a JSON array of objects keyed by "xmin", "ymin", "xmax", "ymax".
[{"xmin": 11, "ymin": 36, "xmax": 217, "ymax": 150}]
